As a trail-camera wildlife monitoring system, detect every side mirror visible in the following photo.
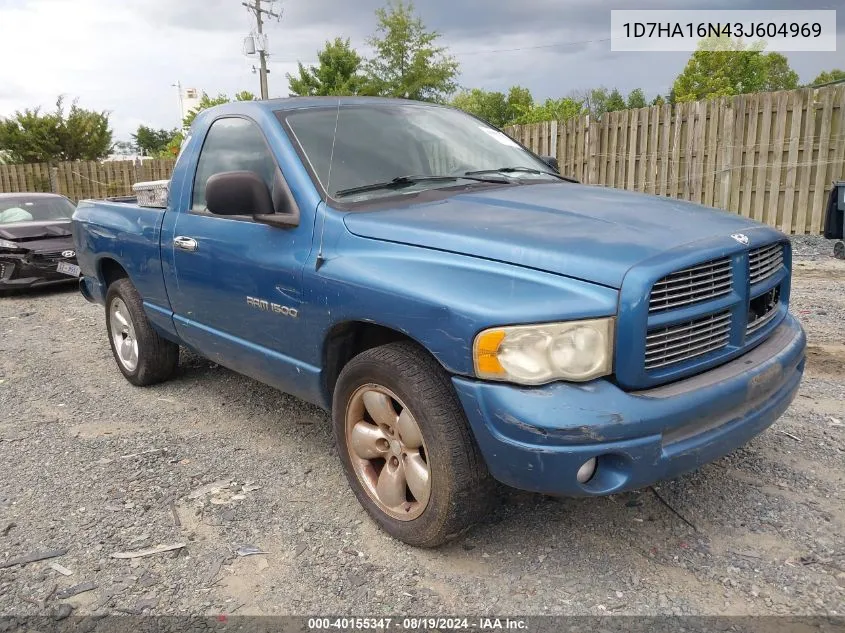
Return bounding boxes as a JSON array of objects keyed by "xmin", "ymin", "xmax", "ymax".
[
  {"xmin": 541, "ymin": 156, "xmax": 560, "ymax": 173},
  {"xmin": 206, "ymin": 171, "xmax": 275, "ymax": 216},
  {"xmin": 206, "ymin": 170, "xmax": 300, "ymax": 228}
]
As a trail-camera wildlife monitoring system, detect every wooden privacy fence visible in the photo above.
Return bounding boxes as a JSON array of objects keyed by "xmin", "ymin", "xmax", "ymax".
[
  {"xmin": 2, "ymin": 86, "xmax": 843, "ymax": 233},
  {"xmin": 0, "ymin": 159, "xmax": 176, "ymax": 202},
  {"xmin": 505, "ymin": 85, "xmax": 845, "ymax": 235}
]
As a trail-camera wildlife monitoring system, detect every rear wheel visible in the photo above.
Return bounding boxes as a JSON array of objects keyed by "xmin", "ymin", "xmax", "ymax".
[
  {"xmin": 333, "ymin": 342, "xmax": 493, "ymax": 547},
  {"xmin": 105, "ymin": 278, "xmax": 179, "ymax": 386}
]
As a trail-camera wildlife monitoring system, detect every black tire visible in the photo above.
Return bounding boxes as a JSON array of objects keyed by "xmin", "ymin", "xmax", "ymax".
[
  {"xmin": 104, "ymin": 278, "xmax": 179, "ymax": 386},
  {"xmin": 332, "ymin": 341, "xmax": 493, "ymax": 547}
]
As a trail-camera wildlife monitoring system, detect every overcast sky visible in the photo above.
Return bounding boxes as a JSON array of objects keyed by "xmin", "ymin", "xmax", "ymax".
[{"xmin": 0, "ymin": 0, "xmax": 843, "ymax": 141}]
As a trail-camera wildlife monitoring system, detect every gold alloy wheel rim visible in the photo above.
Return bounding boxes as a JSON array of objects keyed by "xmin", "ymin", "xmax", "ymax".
[{"xmin": 345, "ymin": 385, "xmax": 432, "ymax": 521}]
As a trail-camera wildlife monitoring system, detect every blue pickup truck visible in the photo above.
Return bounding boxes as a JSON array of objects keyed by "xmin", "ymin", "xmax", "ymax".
[{"xmin": 72, "ymin": 97, "xmax": 806, "ymax": 547}]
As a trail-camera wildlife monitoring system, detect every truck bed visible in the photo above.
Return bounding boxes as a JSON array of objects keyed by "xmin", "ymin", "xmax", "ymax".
[{"xmin": 72, "ymin": 199, "xmax": 171, "ymax": 310}]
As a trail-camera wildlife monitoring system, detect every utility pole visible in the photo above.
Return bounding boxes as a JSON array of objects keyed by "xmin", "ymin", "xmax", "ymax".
[{"xmin": 242, "ymin": 0, "xmax": 280, "ymax": 100}]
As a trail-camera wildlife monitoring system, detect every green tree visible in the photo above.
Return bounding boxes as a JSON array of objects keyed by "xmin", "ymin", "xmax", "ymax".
[
  {"xmin": 573, "ymin": 87, "xmax": 610, "ymax": 118},
  {"xmin": 451, "ymin": 89, "xmax": 510, "ymax": 127},
  {"xmin": 287, "ymin": 37, "xmax": 365, "ymax": 96},
  {"xmin": 160, "ymin": 135, "xmax": 186, "ymax": 159},
  {"xmin": 233, "ymin": 90, "xmax": 257, "ymax": 102},
  {"xmin": 809, "ymin": 69, "xmax": 845, "ymax": 86},
  {"xmin": 515, "ymin": 97, "xmax": 583, "ymax": 124},
  {"xmin": 0, "ymin": 96, "xmax": 113, "ymax": 163},
  {"xmin": 182, "ymin": 92, "xmax": 232, "ymax": 129},
  {"xmin": 605, "ymin": 88, "xmax": 626, "ymax": 112},
  {"xmin": 450, "ymin": 87, "xmax": 536, "ymax": 128},
  {"xmin": 160, "ymin": 91, "xmax": 257, "ymax": 158},
  {"xmin": 626, "ymin": 88, "xmax": 647, "ymax": 109},
  {"xmin": 673, "ymin": 37, "xmax": 798, "ymax": 102},
  {"xmin": 506, "ymin": 86, "xmax": 534, "ymax": 121},
  {"xmin": 132, "ymin": 125, "xmax": 179, "ymax": 156},
  {"xmin": 0, "ymin": 108, "xmax": 61, "ymax": 164},
  {"xmin": 762, "ymin": 53, "xmax": 800, "ymax": 92},
  {"xmin": 181, "ymin": 91, "xmax": 256, "ymax": 129},
  {"xmin": 362, "ymin": 0, "xmax": 459, "ymax": 102}
]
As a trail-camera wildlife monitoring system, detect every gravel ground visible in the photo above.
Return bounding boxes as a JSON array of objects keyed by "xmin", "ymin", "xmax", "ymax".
[{"xmin": 0, "ymin": 236, "xmax": 843, "ymax": 619}]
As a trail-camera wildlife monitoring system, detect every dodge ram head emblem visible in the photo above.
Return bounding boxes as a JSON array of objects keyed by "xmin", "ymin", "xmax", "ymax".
[
  {"xmin": 731, "ymin": 234, "xmax": 749, "ymax": 245},
  {"xmin": 62, "ymin": 250, "xmax": 76, "ymax": 258}
]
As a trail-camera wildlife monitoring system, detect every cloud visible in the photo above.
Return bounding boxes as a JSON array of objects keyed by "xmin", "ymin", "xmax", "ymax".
[{"xmin": 0, "ymin": 0, "xmax": 842, "ymax": 140}]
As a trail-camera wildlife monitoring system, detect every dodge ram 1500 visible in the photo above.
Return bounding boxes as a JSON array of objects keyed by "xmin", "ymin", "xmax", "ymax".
[{"xmin": 72, "ymin": 97, "xmax": 807, "ymax": 547}]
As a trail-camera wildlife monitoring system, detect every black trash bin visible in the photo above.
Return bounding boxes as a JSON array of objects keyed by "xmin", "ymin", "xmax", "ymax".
[{"xmin": 823, "ymin": 180, "xmax": 845, "ymax": 259}]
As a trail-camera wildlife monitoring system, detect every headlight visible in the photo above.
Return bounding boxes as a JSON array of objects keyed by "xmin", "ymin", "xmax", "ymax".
[
  {"xmin": 0, "ymin": 239, "xmax": 21, "ymax": 250},
  {"xmin": 473, "ymin": 318, "xmax": 615, "ymax": 384}
]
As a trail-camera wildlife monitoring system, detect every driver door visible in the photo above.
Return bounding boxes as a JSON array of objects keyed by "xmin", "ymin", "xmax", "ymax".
[{"xmin": 166, "ymin": 116, "xmax": 314, "ymax": 390}]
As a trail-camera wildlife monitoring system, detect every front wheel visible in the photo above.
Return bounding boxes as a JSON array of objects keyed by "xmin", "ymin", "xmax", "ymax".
[
  {"xmin": 104, "ymin": 278, "xmax": 179, "ymax": 386},
  {"xmin": 333, "ymin": 342, "xmax": 493, "ymax": 547}
]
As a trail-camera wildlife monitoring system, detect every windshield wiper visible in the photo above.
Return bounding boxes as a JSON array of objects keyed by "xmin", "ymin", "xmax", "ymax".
[
  {"xmin": 465, "ymin": 167, "xmax": 578, "ymax": 183},
  {"xmin": 335, "ymin": 174, "xmax": 509, "ymax": 198}
]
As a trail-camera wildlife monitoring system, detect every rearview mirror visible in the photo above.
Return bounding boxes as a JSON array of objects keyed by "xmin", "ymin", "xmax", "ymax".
[
  {"xmin": 206, "ymin": 171, "xmax": 275, "ymax": 216},
  {"xmin": 541, "ymin": 156, "xmax": 560, "ymax": 173}
]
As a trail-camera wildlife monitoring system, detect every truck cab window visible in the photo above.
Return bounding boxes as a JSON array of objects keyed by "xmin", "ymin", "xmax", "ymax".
[{"xmin": 192, "ymin": 117, "xmax": 278, "ymax": 212}]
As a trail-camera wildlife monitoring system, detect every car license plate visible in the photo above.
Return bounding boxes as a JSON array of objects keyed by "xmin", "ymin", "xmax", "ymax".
[{"xmin": 57, "ymin": 261, "xmax": 80, "ymax": 277}]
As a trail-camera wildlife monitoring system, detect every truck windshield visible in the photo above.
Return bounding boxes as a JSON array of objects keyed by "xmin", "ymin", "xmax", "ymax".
[{"xmin": 281, "ymin": 103, "xmax": 562, "ymax": 203}]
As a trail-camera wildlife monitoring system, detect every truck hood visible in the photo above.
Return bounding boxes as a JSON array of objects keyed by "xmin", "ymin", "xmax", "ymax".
[{"xmin": 343, "ymin": 183, "xmax": 764, "ymax": 288}]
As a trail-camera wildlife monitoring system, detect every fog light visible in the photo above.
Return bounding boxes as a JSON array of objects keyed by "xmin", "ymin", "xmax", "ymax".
[{"xmin": 576, "ymin": 457, "xmax": 597, "ymax": 484}]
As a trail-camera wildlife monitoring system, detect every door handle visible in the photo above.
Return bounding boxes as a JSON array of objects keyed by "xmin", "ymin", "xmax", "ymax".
[{"xmin": 173, "ymin": 236, "xmax": 198, "ymax": 252}]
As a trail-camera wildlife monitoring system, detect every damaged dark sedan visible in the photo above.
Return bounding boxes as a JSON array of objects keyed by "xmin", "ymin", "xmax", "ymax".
[{"xmin": 0, "ymin": 193, "xmax": 80, "ymax": 293}]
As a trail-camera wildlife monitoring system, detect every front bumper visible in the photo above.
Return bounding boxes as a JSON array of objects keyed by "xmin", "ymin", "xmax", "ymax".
[
  {"xmin": 0, "ymin": 255, "xmax": 79, "ymax": 292},
  {"xmin": 453, "ymin": 313, "xmax": 806, "ymax": 497}
]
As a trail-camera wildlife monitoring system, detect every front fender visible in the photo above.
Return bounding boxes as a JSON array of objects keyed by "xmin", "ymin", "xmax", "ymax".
[{"xmin": 305, "ymin": 216, "xmax": 620, "ymax": 376}]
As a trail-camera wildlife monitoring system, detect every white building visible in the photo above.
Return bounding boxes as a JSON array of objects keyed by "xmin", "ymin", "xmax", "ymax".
[{"xmin": 180, "ymin": 87, "xmax": 202, "ymax": 121}]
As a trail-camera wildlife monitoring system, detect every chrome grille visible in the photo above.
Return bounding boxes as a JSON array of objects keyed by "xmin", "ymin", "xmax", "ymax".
[
  {"xmin": 749, "ymin": 243, "xmax": 784, "ymax": 285},
  {"xmin": 747, "ymin": 306, "xmax": 779, "ymax": 336},
  {"xmin": 645, "ymin": 311, "xmax": 732, "ymax": 370},
  {"xmin": 649, "ymin": 257, "xmax": 733, "ymax": 313},
  {"xmin": 747, "ymin": 287, "xmax": 781, "ymax": 336}
]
